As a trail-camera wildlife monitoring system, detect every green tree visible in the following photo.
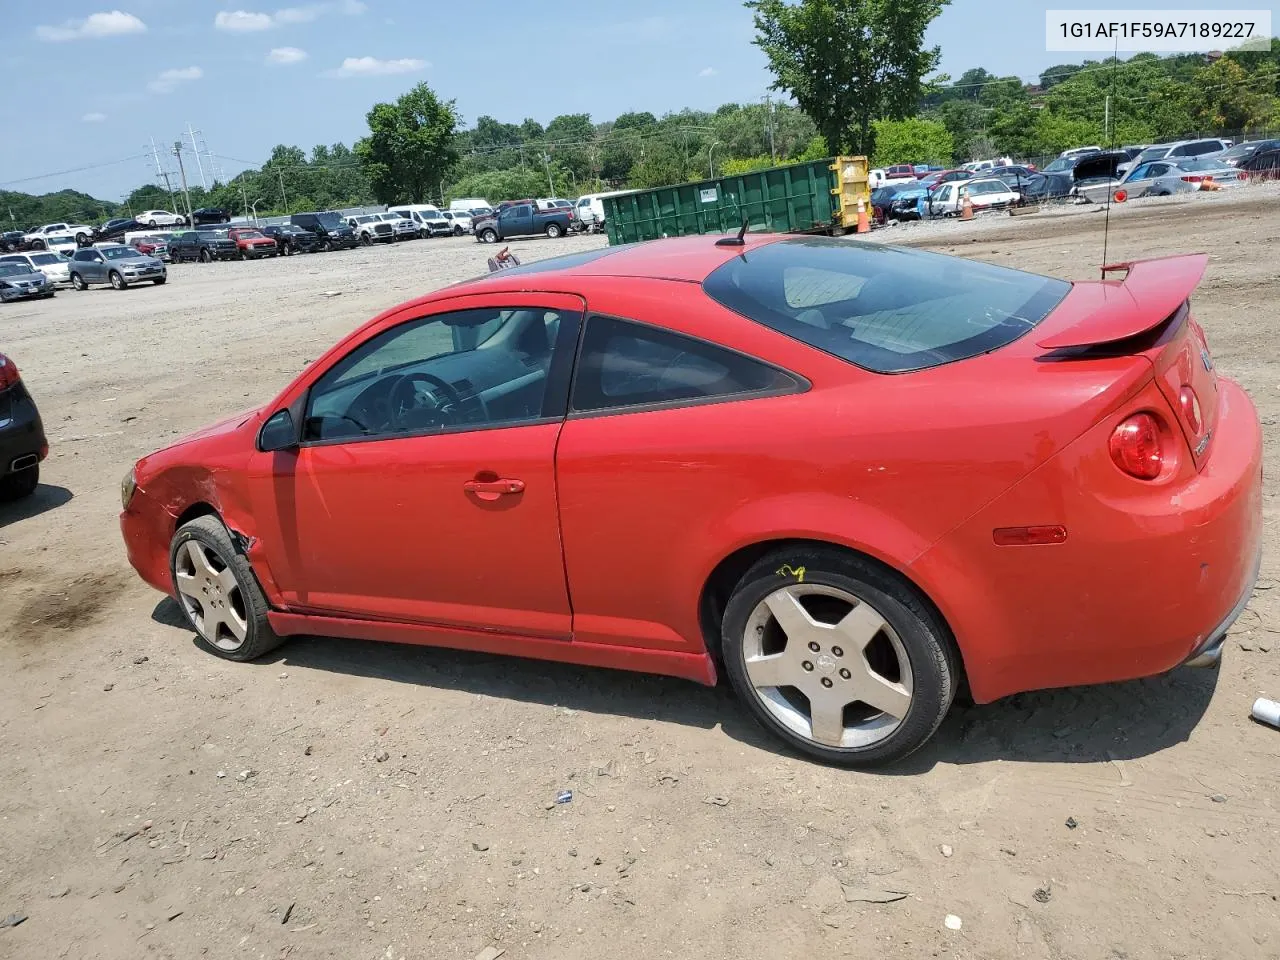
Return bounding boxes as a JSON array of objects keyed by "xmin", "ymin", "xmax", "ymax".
[
  {"xmin": 934, "ymin": 99, "xmax": 984, "ymax": 161},
  {"xmin": 1187, "ymin": 58, "xmax": 1274, "ymax": 131},
  {"xmin": 748, "ymin": 0, "xmax": 948, "ymax": 156},
  {"xmin": 870, "ymin": 117, "xmax": 953, "ymax": 165},
  {"xmin": 355, "ymin": 82, "xmax": 460, "ymax": 204}
]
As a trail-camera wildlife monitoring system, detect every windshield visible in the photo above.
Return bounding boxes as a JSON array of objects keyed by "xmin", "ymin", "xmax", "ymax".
[
  {"xmin": 103, "ymin": 247, "xmax": 144, "ymax": 259},
  {"xmin": 30, "ymin": 253, "xmax": 60, "ymax": 265},
  {"xmin": 1041, "ymin": 157, "xmax": 1073, "ymax": 173},
  {"xmin": 1134, "ymin": 146, "xmax": 1170, "ymax": 164},
  {"xmin": 703, "ymin": 237, "xmax": 1070, "ymax": 374},
  {"xmin": 0, "ymin": 263, "xmax": 32, "ymax": 277},
  {"xmin": 314, "ymin": 213, "xmax": 342, "ymax": 228},
  {"xmin": 199, "ymin": 230, "xmax": 228, "ymax": 239},
  {"xmin": 236, "ymin": 230, "xmax": 265, "ymax": 239}
]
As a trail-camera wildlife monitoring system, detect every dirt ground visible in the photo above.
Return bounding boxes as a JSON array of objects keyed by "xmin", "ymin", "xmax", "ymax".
[{"xmin": 1, "ymin": 197, "xmax": 1278, "ymax": 960}]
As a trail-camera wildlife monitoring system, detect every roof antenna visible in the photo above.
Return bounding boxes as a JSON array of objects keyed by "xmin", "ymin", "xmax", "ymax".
[
  {"xmin": 1099, "ymin": 37, "xmax": 1120, "ymax": 278},
  {"xmin": 716, "ymin": 216, "xmax": 750, "ymax": 247}
]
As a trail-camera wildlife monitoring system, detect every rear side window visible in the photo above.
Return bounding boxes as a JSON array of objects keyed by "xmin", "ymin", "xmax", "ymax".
[
  {"xmin": 703, "ymin": 237, "xmax": 1070, "ymax": 374},
  {"xmin": 571, "ymin": 316, "xmax": 798, "ymax": 413}
]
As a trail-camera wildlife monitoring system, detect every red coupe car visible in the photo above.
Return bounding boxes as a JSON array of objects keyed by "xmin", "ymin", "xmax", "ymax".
[{"xmin": 119, "ymin": 237, "xmax": 1262, "ymax": 766}]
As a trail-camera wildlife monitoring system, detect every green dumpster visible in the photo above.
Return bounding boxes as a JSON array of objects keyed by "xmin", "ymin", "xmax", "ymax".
[{"xmin": 603, "ymin": 156, "xmax": 869, "ymax": 246}]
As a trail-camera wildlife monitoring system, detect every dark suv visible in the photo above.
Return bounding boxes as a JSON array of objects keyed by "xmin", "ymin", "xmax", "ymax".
[
  {"xmin": 192, "ymin": 208, "xmax": 232, "ymax": 225},
  {"xmin": 263, "ymin": 224, "xmax": 321, "ymax": 255},
  {"xmin": 289, "ymin": 212, "xmax": 359, "ymax": 251},
  {"xmin": 169, "ymin": 230, "xmax": 239, "ymax": 263},
  {"xmin": 0, "ymin": 351, "xmax": 47, "ymax": 501}
]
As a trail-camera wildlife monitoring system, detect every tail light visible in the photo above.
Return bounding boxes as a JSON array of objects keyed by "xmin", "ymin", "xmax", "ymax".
[
  {"xmin": 1180, "ymin": 175, "xmax": 1206, "ymax": 183},
  {"xmin": 1179, "ymin": 385, "xmax": 1203, "ymax": 435},
  {"xmin": 0, "ymin": 354, "xmax": 19, "ymax": 391},
  {"xmin": 1238, "ymin": 171, "xmax": 1248, "ymax": 181},
  {"xmin": 1109, "ymin": 412, "xmax": 1166, "ymax": 480}
]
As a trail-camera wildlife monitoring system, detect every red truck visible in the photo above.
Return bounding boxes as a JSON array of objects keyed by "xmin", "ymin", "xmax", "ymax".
[{"xmin": 226, "ymin": 227, "xmax": 279, "ymax": 260}]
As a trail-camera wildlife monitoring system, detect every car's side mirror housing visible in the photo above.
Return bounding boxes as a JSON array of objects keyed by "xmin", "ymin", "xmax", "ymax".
[{"xmin": 258, "ymin": 409, "xmax": 299, "ymax": 452}]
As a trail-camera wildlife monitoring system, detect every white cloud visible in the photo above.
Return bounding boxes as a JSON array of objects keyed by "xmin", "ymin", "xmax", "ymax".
[
  {"xmin": 148, "ymin": 66, "xmax": 203, "ymax": 94},
  {"xmin": 37, "ymin": 10, "xmax": 147, "ymax": 42},
  {"xmin": 214, "ymin": 10, "xmax": 273, "ymax": 31},
  {"xmin": 698, "ymin": 66, "xmax": 717, "ymax": 77},
  {"xmin": 340, "ymin": 0, "xmax": 367, "ymax": 13},
  {"xmin": 331, "ymin": 56, "xmax": 426, "ymax": 77},
  {"xmin": 267, "ymin": 46, "xmax": 308, "ymax": 64},
  {"xmin": 81, "ymin": 112, "xmax": 108, "ymax": 123},
  {"xmin": 274, "ymin": 6, "xmax": 320, "ymax": 24}
]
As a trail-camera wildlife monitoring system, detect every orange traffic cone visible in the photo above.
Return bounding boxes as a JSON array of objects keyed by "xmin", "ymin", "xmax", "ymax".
[
  {"xmin": 855, "ymin": 196, "xmax": 870, "ymax": 234},
  {"xmin": 960, "ymin": 189, "xmax": 974, "ymax": 221}
]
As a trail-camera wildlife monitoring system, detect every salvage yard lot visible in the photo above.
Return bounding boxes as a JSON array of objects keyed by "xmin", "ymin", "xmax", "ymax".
[{"xmin": 1, "ymin": 199, "xmax": 1278, "ymax": 960}]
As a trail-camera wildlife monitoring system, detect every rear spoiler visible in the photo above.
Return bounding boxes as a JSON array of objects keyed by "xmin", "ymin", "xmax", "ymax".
[{"xmin": 1035, "ymin": 253, "xmax": 1208, "ymax": 350}]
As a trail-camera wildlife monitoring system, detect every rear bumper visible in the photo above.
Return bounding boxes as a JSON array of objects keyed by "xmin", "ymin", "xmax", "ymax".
[
  {"xmin": 912, "ymin": 377, "xmax": 1263, "ymax": 702},
  {"xmin": 0, "ymin": 388, "xmax": 47, "ymax": 477},
  {"xmin": 1183, "ymin": 545, "xmax": 1261, "ymax": 667}
]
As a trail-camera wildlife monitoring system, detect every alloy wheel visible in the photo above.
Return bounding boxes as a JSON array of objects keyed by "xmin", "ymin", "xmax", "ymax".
[
  {"xmin": 742, "ymin": 584, "xmax": 913, "ymax": 749},
  {"xmin": 174, "ymin": 540, "xmax": 249, "ymax": 652}
]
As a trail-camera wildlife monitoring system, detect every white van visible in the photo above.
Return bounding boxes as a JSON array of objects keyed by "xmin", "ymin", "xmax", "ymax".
[
  {"xmin": 574, "ymin": 190, "xmax": 632, "ymax": 232},
  {"xmin": 388, "ymin": 203, "xmax": 450, "ymax": 238},
  {"xmin": 449, "ymin": 198, "xmax": 490, "ymax": 214}
]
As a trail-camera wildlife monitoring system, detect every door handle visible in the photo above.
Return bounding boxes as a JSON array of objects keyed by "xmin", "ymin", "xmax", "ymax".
[{"xmin": 463, "ymin": 477, "xmax": 525, "ymax": 499}]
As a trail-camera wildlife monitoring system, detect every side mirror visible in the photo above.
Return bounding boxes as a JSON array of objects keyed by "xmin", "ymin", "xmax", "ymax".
[{"xmin": 258, "ymin": 409, "xmax": 298, "ymax": 452}]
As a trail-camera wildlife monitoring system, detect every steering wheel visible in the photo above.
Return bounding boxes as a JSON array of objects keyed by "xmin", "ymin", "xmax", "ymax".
[{"xmin": 386, "ymin": 372, "xmax": 464, "ymax": 430}]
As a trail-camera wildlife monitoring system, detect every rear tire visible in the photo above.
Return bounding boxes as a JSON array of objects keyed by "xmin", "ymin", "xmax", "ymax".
[
  {"xmin": 170, "ymin": 516, "xmax": 284, "ymax": 662},
  {"xmin": 0, "ymin": 464, "xmax": 39, "ymax": 502},
  {"xmin": 720, "ymin": 547, "xmax": 957, "ymax": 768},
  {"xmin": 147, "ymin": 219, "xmax": 158, "ymax": 227},
  {"xmin": 32, "ymin": 240, "xmax": 45, "ymax": 251},
  {"xmin": 109, "ymin": 271, "xmax": 127, "ymax": 290},
  {"xmin": 545, "ymin": 222, "xmax": 563, "ymax": 239}
]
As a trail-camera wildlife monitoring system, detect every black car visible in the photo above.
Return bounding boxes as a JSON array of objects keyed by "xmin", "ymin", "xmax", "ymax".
[
  {"xmin": 95, "ymin": 217, "xmax": 142, "ymax": 242},
  {"xmin": 168, "ymin": 229, "xmax": 239, "ymax": 263},
  {"xmin": 0, "ymin": 231, "xmax": 26, "ymax": 253},
  {"xmin": 0, "ymin": 351, "xmax": 47, "ymax": 501},
  {"xmin": 289, "ymin": 212, "xmax": 359, "ymax": 250},
  {"xmin": 262, "ymin": 224, "xmax": 321, "ymax": 255},
  {"xmin": 192, "ymin": 208, "xmax": 231, "ymax": 225},
  {"xmin": 1240, "ymin": 147, "xmax": 1280, "ymax": 180}
]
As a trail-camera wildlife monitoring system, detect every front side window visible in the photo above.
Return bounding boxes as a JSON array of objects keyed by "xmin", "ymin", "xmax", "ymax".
[
  {"xmin": 703, "ymin": 237, "xmax": 1070, "ymax": 374},
  {"xmin": 72, "ymin": 250, "xmax": 97, "ymax": 262},
  {"xmin": 304, "ymin": 306, "xmax": 576, "ymax": 442},
  {"xmin": 571, "ymin": 316, "xmax": 798, "ymax": 414}
]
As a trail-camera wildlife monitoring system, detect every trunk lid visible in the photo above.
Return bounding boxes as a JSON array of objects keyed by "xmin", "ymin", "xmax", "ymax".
[{"xmin": 1036, "ymin": 254, "xmax": 1218, "ymax": 469}]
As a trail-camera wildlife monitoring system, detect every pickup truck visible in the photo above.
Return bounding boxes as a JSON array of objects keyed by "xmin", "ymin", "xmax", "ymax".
[
  {"xmin": 473, "ymin": 202, "xmax": 574, "ymax": 243},
  {"xmin": 168, "ymin": 230, "xmax": 239, "ymax": 263}
]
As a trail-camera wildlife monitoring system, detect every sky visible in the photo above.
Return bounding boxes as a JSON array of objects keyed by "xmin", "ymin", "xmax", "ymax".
[{"xmin": 0, "ymin": 0, "xmax": 1270, "ymax": 201}]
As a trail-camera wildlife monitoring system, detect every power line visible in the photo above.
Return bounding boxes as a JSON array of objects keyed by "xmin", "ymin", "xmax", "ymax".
[{"xmin": 0, "ymin": 155, "xmax": 146, "ymax": 188}]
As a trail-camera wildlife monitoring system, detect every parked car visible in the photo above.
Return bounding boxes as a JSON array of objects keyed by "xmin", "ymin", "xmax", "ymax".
[
  {"xmin": 1009, "ymin": 171, "xmax": 1074, "ymax": 202},
  {"xmin": 1113, "ymin": 157, "xmax": 1249, "ymax": 201},
  {"xmin": 193, "ymin": 208, "xmax": 231, "ymax": 225},
  {"xmin": 137, "ymin": 209, "xmax": 188, "ymax": 228},
  {"xmin": 290, "ymin": 212, "xmax": 359, "ymax": 251},
  {"xmin": 1058, "ymin": 145, "xmax": 1102, "ymax": 159},
  {"xmin": 24, "ymin": 222, "xmax": 94, "ymax": 247},
  {"xmin": 0, "ymin": 261, "xmax": 54, "ymax": 301},
  {"xmin": 473, "ymin": 202, "xmax": 574, "ymax": 242},
  {"xmin": 886, "ymin": 183, "xmax": 934, "ymax": 221},
  {"xmin": 131, "ymin": 234, "xmax": 171, "ymax": 261},
  {"xmin": 68, "ymin": 243, "xmax": 167, "ymax": 289},
  {"xmin": 226, "ymin": 227, "xmax": 279, "ymax": 259},
  {"xmin": 0, "ymin": 230, "xmax": 27, "ymax": 253},
  {"xmin": 1219, "ymin": 139, "xmax": 1280, "ymax": 167},
  {"xmin": 441, "ymin": 211, "xmax": 471, "ymax": 235},
  {"xmin": 44, "ymin": 234, "xmax": 80, "ymax": 256},
  {"xmin": 347, "ymin": 215, "xmax": 395, "ymax": 244},
  {"xmin": 95, "ymin": 217, "xmax": 142, "ymax": 243},
  {"xmin": 375, "ymin": 213, "xmax": 421, "ymax": 241},
  {"xmin": 884, "ymin": 164, "xmax": 918, "ymax": 179},
  {"xmin": 869, "ymin": 184, "xmax": 907, "ymax": 224},
  {"xmin": 469, "ymin": 206, "xmax": 495, "ymax": 219},
  {"xmin": 0, "ymin": 251, "xmax": 72, "ymax": 286},
  {"xmin": 918, "ymin": 169, "xmax": 972, "ymax": 190},
  {"xmin": 449, "ymin": 197, "xmax": 490, "ymax": 214},
  {"xmin": 1129, "ymin": 139, "xmax": 1229, "ymax": 170},
  {"xmin": 1068, "ymin": 151, "xmax": 1136, "ymax": 203},
  {"xmin": 0, "ymin": 351, "xmax": 47, "ymax": 501},
  {"xmin": 262, "ymin": 224, "xmax": 320, "ymax": 255},
  {"xmin": 118, "ymin": 236, "xmax": 1260, "ymax": 768},
  {"xmin": 168, "ymin": 230, "xmax": 239, "ymax": 263},
  {"xmin": 1239, "ymin": 146, "xmax": 1280, "ymax": 180},
  {"xmin": 931, "ymin": 178, "xmax": 1020, "ymax": 215}
]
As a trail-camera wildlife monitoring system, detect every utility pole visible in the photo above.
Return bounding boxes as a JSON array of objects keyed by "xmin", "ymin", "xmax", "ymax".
[
  {"xmin": 277, "ymin": 169, "xmax": 289, "ymax": 214},
  {"xmin": 187, "ymin": 123, "xmax": 207, "ymax": 190},
  {"xmin": 1103, "ymin": 95, "xmax": 1111, "ymax": 146},
  {"xmin": 172, "ymin": 141, "xmax": 195, "ymax": 225},
  {"xmin": 150, "ymin": 138, "xmax": 178, "ymax": 210},
  {"xmin": 764, "ymin": 95, "xmax": 777, "ymax": 164},
  {"xmin": 240, "ymin": 181, "xmax": 249, "ymax": 222},
  {"xmin": 544, "ymin": 154, "xmax": 555, "ymax": 197}
]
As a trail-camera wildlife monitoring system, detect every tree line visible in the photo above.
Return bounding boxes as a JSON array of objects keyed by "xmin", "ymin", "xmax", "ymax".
[{"xmin": 6, "ymin": 0, "xmax": 1279, "ymax": 227}]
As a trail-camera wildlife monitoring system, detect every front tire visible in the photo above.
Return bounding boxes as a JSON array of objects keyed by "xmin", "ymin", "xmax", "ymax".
[
  {"xmin": 0, "ymin": 464, "xmax": 39, "ymax": 501},
  {"xmin": 480, "ymin": 229, "xmax": 497, "ymax": 244},
  {"xmin": 720, "ymin": 547, "xmax": 956, "ymax": 768},
  {"xmin": 322, "ymin": 240, "xmax": 333, "ymax": 253},
  {"xmin": 170, "ymin": 516, "xmax": 283, "ymax": 662},
  {"xmin": 199, "ymin": 248, "xmax": 212, "ymax": 263},
  {"xmin": 153, "ymin": 277, "xmax": 166, "ymax": 285},
  {"xmin": 109, "ymin": 271, "xmax": 127, "ymax": 290},
  {"xmin": 70, "ymin": 272, "xmax": 87, "ymax": 290}
]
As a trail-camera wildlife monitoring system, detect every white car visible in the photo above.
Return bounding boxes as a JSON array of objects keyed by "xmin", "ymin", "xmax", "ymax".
[
  {"xmin": 137, "ymin": 209, "xmax": 187, "ymax": 228},
  {"xmin": 868, "ymin": 169, "xmax": 919, "ymax": 189},
  {"xmin": 441, "ymin": 210, "xmax": 471, "ymax": 235},
  {"xmin": 931, "ymin": 178, "xmax": 1020, "ymax": 215},
  {"xmin": 0, "ymin": 250, "xmax": 72, "ymax": 286},
  {"xmin": 375, "ymin": 212, "xmax": 420, "ymax": 241},
  {"xmin": 25, "ymin": 222, "xmax": 94, "ymax": 247},
  {"xmin": 43, "ymin": 234, "xmax": 81, "ymax": 256}
]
